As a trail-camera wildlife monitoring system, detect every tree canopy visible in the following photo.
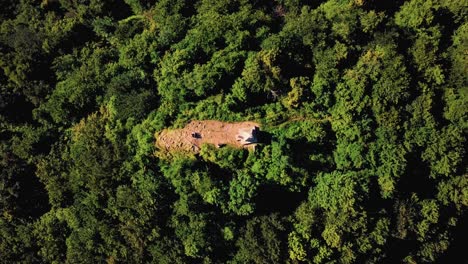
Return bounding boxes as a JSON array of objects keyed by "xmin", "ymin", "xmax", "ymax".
[{"xmin": 0, "ymin": 0, "xmax": 466, "ymax": 263}]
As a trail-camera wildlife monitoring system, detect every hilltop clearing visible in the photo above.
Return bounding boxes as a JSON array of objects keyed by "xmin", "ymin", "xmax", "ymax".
[{"xmin": 156, "ymin": 120, "xmax": 260, "ymax": 153}]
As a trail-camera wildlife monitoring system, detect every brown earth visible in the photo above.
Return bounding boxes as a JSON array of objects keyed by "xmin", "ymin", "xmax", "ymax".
[{"xmin": 155, "ymin": 120, "xmax": 260, "ymax": 153}]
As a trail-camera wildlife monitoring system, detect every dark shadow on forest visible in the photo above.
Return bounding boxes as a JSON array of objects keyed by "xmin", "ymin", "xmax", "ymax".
[
  {"xmin": 0, "ymin": 94, "xmax": 34, "ymax": 124},
  {"xmin": 286, "ymin": 122, "xmax": 336, "ymax": 174},
  {"xmin": 17, "ymin": 165, "xmax": 50, "ymax": 218},
  {"xmin": 288, "ymin": 137, "xmax": 335, "ymax": 173},
  {"xmin": 398, "ymin": 151, "xmax": 436, "ymax": 199},
  {"xmin": 108, "ymin": 0, "xmax": 132, "ymax": 20},
  {"xmin": 256, "ymin": 130, "xmax": 272, "ymax": 145},
  {"xmin": 364, "ymin": 0, "xmax": 407, "ymax": 14},
  {"xmin": 254, "ymin": 184, "xmax": 306, "ymax": 215},
  {"xmin": 438, "ymin": 210, "xmax": 468, "ymax": 264},
  {"xmin": 382, "ymin": 237, "xmax": 419, "ymax": 263},
  {"xmin": 366, "ymin": 176, "xmax": 393, "ymax": 213}
]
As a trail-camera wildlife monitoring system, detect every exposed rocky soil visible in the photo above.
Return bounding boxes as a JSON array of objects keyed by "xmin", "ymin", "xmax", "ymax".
[{"xmin": 155, "ymin": 120, "xmax": 260, "ymax": 153}]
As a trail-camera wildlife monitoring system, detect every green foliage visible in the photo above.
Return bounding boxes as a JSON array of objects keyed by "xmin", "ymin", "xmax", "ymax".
[
  {"xmin": 232, "ymin": 214, "xmax": 287, "ymax": 264},
  {"xmin": 0, "ymin": 0, "xmax": 466, "ymax": 263},
  {"xmin": 437, "ymin": 175, "xmax": 468, "ymax": 210},
  {"xmin": 395, "ymin": 0, "xmax": 440, "ymax": 30}
]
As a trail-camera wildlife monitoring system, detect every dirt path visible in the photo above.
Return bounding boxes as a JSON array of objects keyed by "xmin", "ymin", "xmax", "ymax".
[{"xmin": 155, "ymin": 120, "xmax": 260, "ymax": 153}]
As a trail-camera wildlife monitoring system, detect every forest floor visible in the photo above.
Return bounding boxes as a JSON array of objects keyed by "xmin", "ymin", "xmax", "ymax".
[{"xmin": 155, "ymin": 120, "xmax": 260, "ymax": 153}]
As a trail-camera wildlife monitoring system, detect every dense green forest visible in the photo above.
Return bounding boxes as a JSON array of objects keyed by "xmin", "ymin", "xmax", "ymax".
[{"xmin": 0, "ymin": 0, "xmax": 467, "ymax": 263}]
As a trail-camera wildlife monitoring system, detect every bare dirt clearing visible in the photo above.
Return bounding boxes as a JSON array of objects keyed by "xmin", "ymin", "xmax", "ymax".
[{"xmin": 155, "ymin": 120, "xmax": 260, "ymax": 153}]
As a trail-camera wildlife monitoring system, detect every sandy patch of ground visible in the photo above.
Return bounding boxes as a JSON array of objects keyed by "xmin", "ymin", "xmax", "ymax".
[{"xmin": 155, "ymin": 120, "xmax": 260, "ymax": 153}]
